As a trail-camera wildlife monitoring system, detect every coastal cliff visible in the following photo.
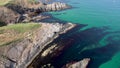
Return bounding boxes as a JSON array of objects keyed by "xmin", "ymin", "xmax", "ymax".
[
  {"xmin": 0, "ymin": 0, "xmax": 75, "ymax": 67},
  {"xmin": 0, "ymin": 0, "xmax": 90, "ymax": 68},
  {"xmin": 0, "ymin": 1, "xmax": 70, "ymax": 25},
  {"xmin": 39, "ymin": 2, "xmax": 71, "ymax": 11},
  {"xmin": 0, "ymin": 23, "xmax": 76, "ymax": 68}
]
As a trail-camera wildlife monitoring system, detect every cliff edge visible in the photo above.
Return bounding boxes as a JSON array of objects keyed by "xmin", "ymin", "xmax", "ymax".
[{"xmin": 0, "ymin": 22, "xmax": 76, "ymax": 68}]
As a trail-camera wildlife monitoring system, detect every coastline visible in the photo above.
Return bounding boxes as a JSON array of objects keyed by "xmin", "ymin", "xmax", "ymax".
[
  {"xmin": 0, "ymin": 22, "xmax": 76, "ymax": 68},
  {"xmin": 0, "ymin": 1, "xmax": 91, "ymax": 68},
  {"xmin": 0, "ymin": 1, "xmax": 76, "ymax": 67},
  {"xmin": 26, "ymin": 23, "xmax": 76, "ymax": 68}
]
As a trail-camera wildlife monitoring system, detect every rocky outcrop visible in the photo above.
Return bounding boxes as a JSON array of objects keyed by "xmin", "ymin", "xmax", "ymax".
[
  {"xmin": 0, "ymin": 0, "xmax": 71, "ymax": 25},
  {"xmin": 0, "ymin": 1, "xmax": 74, "ymax": 68},
  {"xmin": 0, "ymin": 6, "xmax": 20, "ymax": 26},
  {"xmin": 20, "ymin": 2, "xmax": 71, "ymax": 22},
  {"xmin": 2, "ymin": 2, "xmax": 71, "ymax": 25},
  {"xmin": 0, "ymin": 23, "xmax": 76, "ymax": 68},
  {"xmin": 40, "ymin": 2, "xmax": 71, "ymax": 11},
  {"xmin": 63, "ymin": 58, "xmax": 90, "ymax": 68}
]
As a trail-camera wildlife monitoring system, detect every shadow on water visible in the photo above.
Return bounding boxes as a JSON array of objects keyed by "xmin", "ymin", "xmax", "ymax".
[
  {"xmin": 36, "ymin": 12, "xmax": 120, "ymax": 68},
  {"xmin": 28, "ymin": 24, "xmax": 87, "ymax": 68},
  {"xmin": 81, "ymin": 39, "xmax": 120, "ymax": 68},
  {"xmin": 50, "ymin": 25, "xmax": 120, "ymax": 68}
]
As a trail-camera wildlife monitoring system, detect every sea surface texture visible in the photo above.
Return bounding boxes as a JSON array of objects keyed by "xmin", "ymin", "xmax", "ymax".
[{"xmin": 49, "ymin": 0, "xmax": 120, "ymax": 68}]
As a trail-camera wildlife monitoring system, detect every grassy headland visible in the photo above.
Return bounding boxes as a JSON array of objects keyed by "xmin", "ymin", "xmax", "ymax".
[{"xmin": 0, "ymin": 23, "xmax": 41, "ymax": 46}]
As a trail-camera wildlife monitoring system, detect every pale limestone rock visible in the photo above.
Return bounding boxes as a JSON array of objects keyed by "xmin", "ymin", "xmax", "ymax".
[
  {"xmin": 63, "ymin": 58, "xmax": 90, "ymax": 68},
  {"xmin": 40, "ymin": 2, "xmax": 71, "ymax": 11}
]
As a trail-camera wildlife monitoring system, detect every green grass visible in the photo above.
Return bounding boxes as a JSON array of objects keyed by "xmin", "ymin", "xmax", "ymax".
[
  {"xmin": 0, "ymin": 0, "xmax": 42, "ymax": 46},
  {"xmin": 0, "ymin": 0, "xmax": 11, "ymax": 6},
  {"xmin": 0, "ymin": 23, "xmax": 41, "ymax": 33},
  {"xmin": 0, "ymin": 23, "xmax": 41, "ymax": 46}
]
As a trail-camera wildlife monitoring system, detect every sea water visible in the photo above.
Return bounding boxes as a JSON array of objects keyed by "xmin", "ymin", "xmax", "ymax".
[{"xmin": 50, "ymin": 0, "xmax": 120, "ymax": 68}]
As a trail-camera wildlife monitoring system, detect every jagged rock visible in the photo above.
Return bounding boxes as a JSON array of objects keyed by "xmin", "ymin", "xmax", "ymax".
[
  {"xmin": 19, "ymin": 13, "xmax": 50, "ymax": 23},
  {"xmin": 2, "ymin": 2, "xmax": 71, "ymax": 25},
  {"xmin": 40, "ymin": 2, "xmax": 71, "ymax": 11},
  {"xmin": 63, "ymin": 58, "xmax": 90, "ymax": 68}
]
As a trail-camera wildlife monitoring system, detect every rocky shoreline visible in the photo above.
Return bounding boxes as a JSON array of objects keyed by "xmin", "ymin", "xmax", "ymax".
[
  {"xmin": 27, "ymin": 24, "xmax": 90, "ymax": 68},
  {"xmin": 0, "ymin": 22, "xmax": 76, "ymax": 68},
  {"xmin": 26, "ymin": 23, "xmax": 76, "ymax": 68},
  {"xmin": 0, "ymin": 1, "xmax": 90, "ymax": 68},
  {"xmin": 39, "ymin": 2, "xmax": 71, "ymax": 12},
  {"xmin": 0, "ymin": 1, "xmax": 71, "ymax": 25}
]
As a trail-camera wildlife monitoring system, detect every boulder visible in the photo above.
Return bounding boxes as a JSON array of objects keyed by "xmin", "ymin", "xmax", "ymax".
[{"xmin": 63, "ymin": 58, "xmax": 90, "ymax": 68}]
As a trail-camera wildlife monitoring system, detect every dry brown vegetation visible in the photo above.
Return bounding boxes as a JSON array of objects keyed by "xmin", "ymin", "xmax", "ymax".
[
  {"xmin": 0, "ymin": 6, "xmax": 20, "ymax": 26},
  {"xmin": 5, "ymin": 0, "xmax": 43, "ymax": 14},
  {"xmin": 5, "ymin": 0, "xmax": 44, "ymax": 9},
  {"xmin": 0, "ymin": 0, "xmax": 43, "ymax": 46},
  {"xmin": 0, "ymin": 0, "xmax": 44, "ymax": 26}
]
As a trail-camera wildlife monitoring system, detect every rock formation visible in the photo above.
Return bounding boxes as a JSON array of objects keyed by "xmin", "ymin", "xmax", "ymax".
[
  {"xmin": 63, "ymin": 58, "xmax": 90, "ymax": 68},
  {"xmin": 0, "ymin": 1, "xmax": 76, "ymax": 68},
  {"xmin": 40, "ymin": 2, "xmax": 71, "ymax": 11},
  {"xmin": 0, "ymin": 23, "xmax": 76, "ymax": 68},
  {"xmin": 2, "ymin": 2, "xmax": 71, "ymax": 25},
  {"xmin": 0, "ymin": 6, "xmax": 20, "ymax": 26}
]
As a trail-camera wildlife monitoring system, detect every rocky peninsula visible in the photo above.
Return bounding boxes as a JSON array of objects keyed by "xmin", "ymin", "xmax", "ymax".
[
  {"xmin": 0, "ymin": 0, "xmax": 90, "ymax": 68},
  {"xmin": 0, "ymin": 22, "xmax": 76, "ymax": 68}
]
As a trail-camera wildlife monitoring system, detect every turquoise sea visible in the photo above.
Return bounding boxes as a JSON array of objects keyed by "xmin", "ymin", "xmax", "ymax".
[{"xmin": 49, "ymin": 0, "xmax": 120, "ymax": 68}]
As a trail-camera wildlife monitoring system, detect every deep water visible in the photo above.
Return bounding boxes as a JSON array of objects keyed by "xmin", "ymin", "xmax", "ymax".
[{"xmin": 47, "ymin": 0, "xmax": 120, "ymax": 68}]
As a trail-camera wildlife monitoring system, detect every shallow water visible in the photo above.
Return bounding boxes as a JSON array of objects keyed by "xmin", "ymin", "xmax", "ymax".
[{"xmin": 49, "ymin": 0, "xmax": 120, "ymax": 68}]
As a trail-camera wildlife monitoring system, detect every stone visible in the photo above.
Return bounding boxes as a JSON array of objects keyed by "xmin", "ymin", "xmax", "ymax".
[{"xmin": 63, "ymin": 58, "xmax": 90, "ymax": 68}]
